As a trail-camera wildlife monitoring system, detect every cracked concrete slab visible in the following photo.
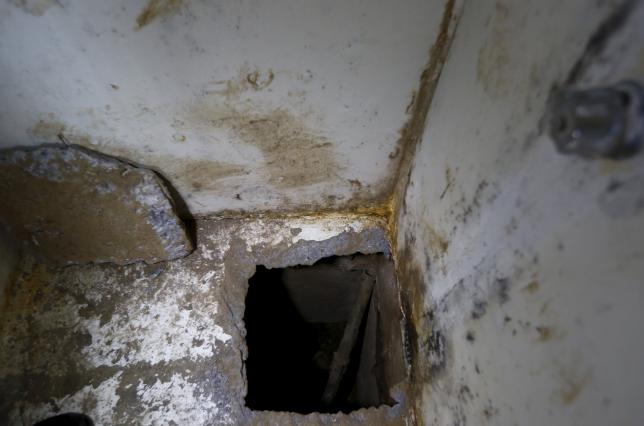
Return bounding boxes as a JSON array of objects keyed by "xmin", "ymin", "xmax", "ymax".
[
  {"xmin": 0, "ymin": 145, "xmax": 193, "ymax": 265},
  {"xmin": 0, "ymin": 215, "xmax": 408, "ymax": 425}
]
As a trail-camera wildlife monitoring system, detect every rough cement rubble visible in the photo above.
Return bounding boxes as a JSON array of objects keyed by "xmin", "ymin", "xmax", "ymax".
[
  {"xmin": 0, "ymin": 215, "xmax": 410, "ymax": 425},
  {"xmin": 0, "ymin": 144, "xmax": 193, "ymax": 265}
]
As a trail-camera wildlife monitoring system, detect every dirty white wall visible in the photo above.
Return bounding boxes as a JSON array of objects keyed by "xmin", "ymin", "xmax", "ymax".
[
  {"xmin": 396, "ymin": 0, "xmax": 644, "ymax": 424},
  {"xmin": 0, "ymin": 0, "xmax": 448, "ymax": 216}
]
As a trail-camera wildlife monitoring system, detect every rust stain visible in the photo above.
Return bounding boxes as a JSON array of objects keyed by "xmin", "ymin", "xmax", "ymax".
[
  {"xmin": 136, "ymin": 0, "xmax": 183, "ymax": 30},
  {"xmin": 559, "ymin": 372, "xmax": 591, "ymax": 405},
  {"xmin": 535, "ymin": 325, "xmax": 552, "ymax": 342},
  {"xmin": 390, "ymin": 0, "xmax": 461, "ymax": 257},
  {"xmin": 0, "ymin": 265, "xmax": 48, "ymax": 318}
]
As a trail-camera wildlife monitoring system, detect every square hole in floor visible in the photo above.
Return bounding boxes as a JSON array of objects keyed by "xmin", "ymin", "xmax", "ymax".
[{"xmin": 243, "ymin": 253, "xmax": 406, "ymax": 414}]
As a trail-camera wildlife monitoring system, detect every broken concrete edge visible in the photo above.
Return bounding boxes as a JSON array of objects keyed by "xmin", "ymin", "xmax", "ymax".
[
  {"xmin": 0, "ymin": 143, "xmax": 194, "ymax": 266},
  {"xmin": 244, "ymin": 389, "xmax": 409, "ymax": 424},
  {"xmin": 68, "ymin": 144, "xmax": 196, "ymax": 262},
  {"xmin": 216, "ymin": 220, "xmax": 413, "ymax": 423},
  {"xmin": 189, "ymin": 199, "xmax": 396, "ymax": 234},
  {"xmin": 1, "ymin": 216, "xmax": 413, "ymax": 424}
]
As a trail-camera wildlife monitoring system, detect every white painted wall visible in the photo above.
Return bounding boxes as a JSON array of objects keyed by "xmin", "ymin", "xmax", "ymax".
[
  {"xmin": 397, "ymin": 0, "xmax": 644, "ymax": 424},
  {"xmin": 0, "ymin": 0, "xmax": 447, "ymax": 215}
]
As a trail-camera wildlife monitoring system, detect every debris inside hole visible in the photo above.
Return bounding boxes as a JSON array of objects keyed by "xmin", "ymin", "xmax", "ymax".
[{"xmin": 243, "ymin": 253, "xmax": 405, "ymax": 414}]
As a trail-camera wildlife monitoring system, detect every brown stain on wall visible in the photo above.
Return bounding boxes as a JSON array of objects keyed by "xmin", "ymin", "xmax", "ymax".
[
  {"xmin": 390, "ymin": 0, "xmax": 461, "ymax": 256},
  {"xmin": 0, "ymin": 265, "xmax": 48, "ymax": 318},
  {"xmin": 535, "ymin": 325, "xmax": 553, "ymax": 342},
  {"xmin": 20, "ymin": 0, "xmax": 461, "ymax": 222},
  {"xmin": 28, "ymin": 120, "xmax": 96, "ymax": 149},
  {"xmin": 188, "ymin": 104, "xmax": 341, "ymax": 190},
  {"xmin": 136, "ymin": 0, "xmax": 183, "ymax": 29},
  {"xmin": 395, "ymin": 237, "xmax": 442, "ymax": 421},
  {"xmin": 171, "ymin": 159, "xmax": 249, "ymax": 192},
  {"xmin": 387, "ymin": 1, "xmax": 463, "ymax": 420},
  {"xmin": 559, "ymin": 371, "xmax": 591, "ymax": 405},
  {"xmin": 9, "ymin": 0, "xmax": 58, "ymax": 16},
  {"xmin": 221, "ymin": 110, "xmax": 337, "ymax": 189},
  {"xmin": 388, "ymin": 0, "xmax": 462, "ymax": 358},
  {"xmin": 26, "ymin": 120, "xmax": 249, "ymax": 197},
  {"xmin": 522, "ymin": 280, "xmax": 539, "ymax": 294},
  {"xmin": 425, "ymin": 223, "xmax": 449, "ymax": 259},
  {"xmin": 29, "ymin": 120, "xmax": 66, "ymax": 141},
  {"xmin": 476, "ymin": 0, "xmax": 511, "ymax": 98},
  {"xmin": 26, "ymin": 117, "xmax": 368, "ymax": 216}
]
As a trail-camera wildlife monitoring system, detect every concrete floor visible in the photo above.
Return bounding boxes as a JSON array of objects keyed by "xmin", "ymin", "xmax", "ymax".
[{"xmin": 0, "ymin": 215, "xmax": 410, "ymax": 425}]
